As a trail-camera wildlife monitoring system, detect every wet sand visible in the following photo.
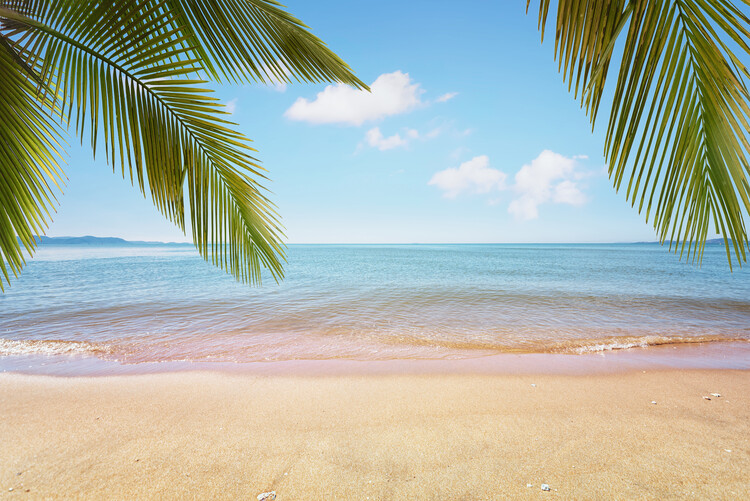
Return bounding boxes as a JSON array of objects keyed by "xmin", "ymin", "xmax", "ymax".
[{"xmin": 1, "ymin": 367, "xmax": 749, "ymax": 499}]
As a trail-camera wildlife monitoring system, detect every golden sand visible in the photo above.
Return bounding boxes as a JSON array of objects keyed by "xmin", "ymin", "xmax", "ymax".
[{"xmin": 1, "ymin": 368, "xmax": 749, "ymax": 499}]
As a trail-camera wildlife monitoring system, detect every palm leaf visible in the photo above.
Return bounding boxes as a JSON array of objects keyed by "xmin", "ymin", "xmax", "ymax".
[
  {"xmin": 0, "ymin": 33, "xmax": 64, "ymax": 291},
  {"xmin": 0, "ymin": 0, "xmax": 364, "ymax": 289},
  {"xmin": 529, "ymin": 0, "xmax": 750, "ymax": 267},
  {"xmin": 165, "ymin": 0, "xmax": 368, "ymax": 89}
]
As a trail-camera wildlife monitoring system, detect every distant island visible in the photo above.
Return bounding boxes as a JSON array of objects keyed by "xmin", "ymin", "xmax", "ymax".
[
  {"xmin": 24, "ymin": 236, "xmax": 191, "ymax": 246},
  {"xmin": 632, "ymin": 238, "xmax": 728, "ymax": 245}
]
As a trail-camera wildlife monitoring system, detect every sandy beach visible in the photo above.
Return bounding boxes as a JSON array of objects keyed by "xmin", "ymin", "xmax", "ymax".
[{"xmin": 1, "ymin": 365, "xmax": 748, "ymax": 499}]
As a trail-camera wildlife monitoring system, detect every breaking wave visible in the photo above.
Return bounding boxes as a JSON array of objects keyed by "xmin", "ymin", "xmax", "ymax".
[
  {"xmin": 0, "ymin": 339, "xmax": 113, "ymax": 357},
  {"xmin": 1, "ymin": 333, "xmax": 746, "ymax": 364}
]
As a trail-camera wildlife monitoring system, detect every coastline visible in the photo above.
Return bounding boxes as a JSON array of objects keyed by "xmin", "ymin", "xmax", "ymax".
[
  {"xmin": 2, "ymin": 340, "xmax": 750, "ymax": 377},
  {"xmin": 2, "ymin": 353, "xmax": 749, "ymax": 498}
]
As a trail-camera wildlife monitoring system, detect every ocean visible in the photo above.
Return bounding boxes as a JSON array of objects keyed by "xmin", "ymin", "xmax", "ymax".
[{"xmin": 1, "ymin": 243, "xmax": 749, "ymax": 374}]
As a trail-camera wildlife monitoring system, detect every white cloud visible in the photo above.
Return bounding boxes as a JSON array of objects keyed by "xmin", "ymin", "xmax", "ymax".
[
  {"xmin": 436, "ymin": 92, "xmax": 458, "ymax": 103},
  {"xmin": 507, "ymin": 150, "xmax": 587, "ymax": 221},
  {"xmin": 553, "ymin": 180, "xmax": 586, "ymax": 206},
  {"xmin": 507, "ymin": 197, "xmax": 541, "ymax": 220},
  {"xmin": 429, "ymin": 150, "xmax": 589, "ymax": 218},
  {"xmin": 428, "ymin": 155, "xmax": 506, "ymax": 198},
  {"xmin": 225, "ymin": 98, "xmax": 238, "ymax": 114},
  {"xmin": 360, "ymin": 126, "xmax": 437, "ymax": 152},
  {"xmin": 365, "ymin": 127, "xmax": 410, "ymax": 151},
  {"xmin": 284, "ymin": 71, "xmax": 424, "ymax": 126}
]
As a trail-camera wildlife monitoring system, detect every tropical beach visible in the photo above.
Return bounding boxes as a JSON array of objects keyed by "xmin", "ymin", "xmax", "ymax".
[
  {"xmin": 2, "ymin": 0, "xmax": 750, "ymax": 499},
  {"xmin": 2, "ymin": 244, "xmax": 750, "ymax": 498}
]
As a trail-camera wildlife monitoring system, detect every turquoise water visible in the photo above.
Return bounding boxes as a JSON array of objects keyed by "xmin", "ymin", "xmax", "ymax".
[{"xmin": 1, "ymin": 243, "xmax": 749, "ymax": 372}]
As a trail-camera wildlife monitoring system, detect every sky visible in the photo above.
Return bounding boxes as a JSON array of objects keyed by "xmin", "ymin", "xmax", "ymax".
[{"xmin": 45, "ymin": 1, "xmax": 708, "ymax": 244}]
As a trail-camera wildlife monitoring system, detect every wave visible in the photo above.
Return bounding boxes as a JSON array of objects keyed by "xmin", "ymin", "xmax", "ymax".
[
  {"xmin": 371, "ymin": 332, "xmax": 747, "ymax": 355},
  {"xmin": 1, "ymin": 334, "xmax": 747, "ymax": 363},
  {"xmin": 550, "ymin": 335, "xmax": 743, "ymax": 354},
  {"xmin": 0, "ymin": 339, "xmax": 113, "ymax": 357}
]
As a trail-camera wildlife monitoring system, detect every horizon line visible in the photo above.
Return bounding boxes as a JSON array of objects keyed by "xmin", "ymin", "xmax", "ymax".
[{"xmin": 31, "ymin": 234, "xmax": 700, "ymax": 246}]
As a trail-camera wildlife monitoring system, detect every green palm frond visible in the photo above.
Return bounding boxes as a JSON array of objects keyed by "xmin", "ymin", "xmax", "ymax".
[
  {"xmin": 167, "ymin": 0, "xmax": 368, "ymax": 89},
  {"xmin": 529, "ymin": 0, "xmax": 750, "ymax": 267},
  {"xmin": 0, "ymin": 33, "xmax": 64, "ymax": 291},
  {"xmin": 0, "ymin": 0, "xmax": 364, "ymax": 289}
]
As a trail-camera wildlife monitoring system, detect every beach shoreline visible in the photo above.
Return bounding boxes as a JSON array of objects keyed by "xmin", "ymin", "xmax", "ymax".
[
  {"xmin": 2, "ymin": 364, "xmax": 748, "ymax": 499},
  {"xmin": 2, "ymin": 340, "xmax": 750, "ymax": 378}
]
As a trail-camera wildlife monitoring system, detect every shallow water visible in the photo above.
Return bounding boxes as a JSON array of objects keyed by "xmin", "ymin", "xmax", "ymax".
[{"xmin": 1, "ymin": 243, "xmax": 749, "ymax": 373}]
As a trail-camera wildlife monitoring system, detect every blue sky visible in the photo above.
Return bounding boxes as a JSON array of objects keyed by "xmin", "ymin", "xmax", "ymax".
[{"xmin": 47, "ymin": 1, "xmax": 687, "ymax": 244}]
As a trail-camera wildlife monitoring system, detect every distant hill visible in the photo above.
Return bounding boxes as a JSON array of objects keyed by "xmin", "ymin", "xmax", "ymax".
[
  {"xmin": 632, "ymin": 238, "xmax": 729, "ymax": 245},
  {"xmin": 20, "ymin": 236, "xmax": 190, "ymax": 246}
]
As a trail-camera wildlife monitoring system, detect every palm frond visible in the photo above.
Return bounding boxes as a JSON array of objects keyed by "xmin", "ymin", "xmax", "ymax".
[
  {"xmin": 0, "ymin": 0, "xmax": 371, "ymax": 287},
  {"xmin": 8, "ymin": 1, "xmax": 285, "ymax": 284},
  {"xmin": 529, "ymin": 0, "xmax": 750, "ymax": 267},
  {"xmin": 166, "ymin": 0, "xmax": 369, "ymax": 89},
  {"xmin": 0, "ymin": 35, "xmax": 64, "ymax": 291}
]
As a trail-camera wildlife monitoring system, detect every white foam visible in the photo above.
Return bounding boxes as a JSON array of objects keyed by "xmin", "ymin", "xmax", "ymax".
[
  {"xmin": 0, "ymin": 339, "xmax": 101, "ymax": 356},
  {"xmin": 574, "ymin": 340, "xmax": 651, "ymax": 354}
]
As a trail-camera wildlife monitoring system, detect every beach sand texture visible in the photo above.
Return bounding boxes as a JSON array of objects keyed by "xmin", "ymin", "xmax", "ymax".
[{"xmin": 1, "ymin": 369, "xmax": 749, "ymax": 499}]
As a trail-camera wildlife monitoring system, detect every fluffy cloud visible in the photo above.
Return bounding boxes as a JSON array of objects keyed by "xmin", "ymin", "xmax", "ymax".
[
  {"xmin": 436, "ymin": 92, "xmax": 458, "ymax": 103},
  {"xmin": 360, "ymin": 120, "xmax": 470, "ymax": 153},
  {"xmin": 429, "ymin": 150, "xmax": 588, "ymax": 218},
  {"xmin": 284, "ymin": 71, "xmax": 423, "ymax": 126},
  {"xmin": 364, "ymin": 127, "xmax": 419, "ymax": 151},
  {"xmin": 359, "ymin": 125, "xmax": 446, "ymax": 152},
  {"xmin": 553, "ymin": 180, "xmax": 586, "ymax": 205},
  {"xmin": 507, "ymin": 150, "xmax": 587, "ymax": 220},
  {"xmin": 428, "ymin": 156, "xmax": 506, "ymax": 198}
]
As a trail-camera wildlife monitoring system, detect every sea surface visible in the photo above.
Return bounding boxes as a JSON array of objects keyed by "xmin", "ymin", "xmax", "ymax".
[{"xmin": 2, "ymin": 243, "xmax": 750, "ymax": 374}]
